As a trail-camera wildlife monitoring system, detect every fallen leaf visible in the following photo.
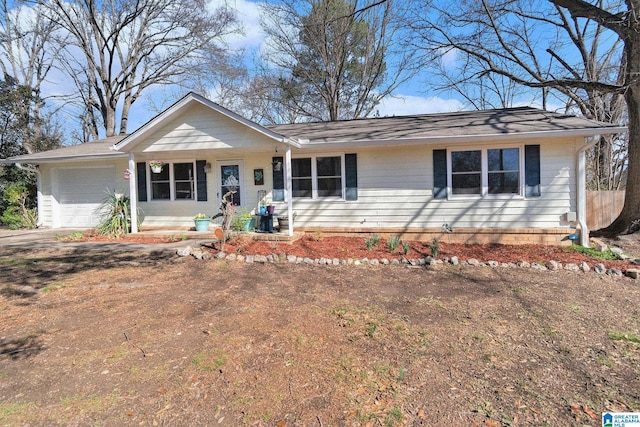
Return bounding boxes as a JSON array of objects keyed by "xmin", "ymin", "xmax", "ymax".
[
  {"xmin": 276, "ymin": 421, "xmax": 286, "ymax": 427},
  {"xmin": 570, "ymin": 403, "xmax": 581, "ymax": 414},
  {"xmin": 583, "ymin": 405, "xmax": 598, "ymax": 420},
  {"xmin": 484, "ymin": 419, "xmax": 499, "ymax": 427}
]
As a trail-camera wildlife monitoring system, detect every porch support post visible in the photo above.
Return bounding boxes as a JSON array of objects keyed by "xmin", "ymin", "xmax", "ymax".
[
  {"xmin": 576, "ymin": 137, "xmax": 598, "ymax": 247},
  {"xmin": 285, "ymin": 145, "xmax": 293, "ymax": 236},
  {"xmin": 128, "ymin": 153, "xmax": 139, "ymax": 233}
]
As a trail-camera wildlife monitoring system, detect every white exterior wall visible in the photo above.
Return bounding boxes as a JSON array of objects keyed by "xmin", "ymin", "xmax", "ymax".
[
  {"xmin": 138, "ymin": 153, "xmax": 279, "ymax": 228},
  {"xmin": 271, "ymin": 138, "xmax": 578, "ymax": 231},
  {"xmin": 136, "ymin": 103, "xmax": 279, "ymax": 152}
]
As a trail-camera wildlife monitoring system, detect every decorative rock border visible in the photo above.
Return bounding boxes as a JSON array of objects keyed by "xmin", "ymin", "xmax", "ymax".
[{"xmin": 175, "ymin": 245, "xmax": 640, "ymax": 280}]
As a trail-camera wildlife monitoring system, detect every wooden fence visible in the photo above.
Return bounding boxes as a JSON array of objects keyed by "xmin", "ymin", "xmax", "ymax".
[{"xmin": 587, "ymin": 190, "xmax": 625, "ymax": 230}]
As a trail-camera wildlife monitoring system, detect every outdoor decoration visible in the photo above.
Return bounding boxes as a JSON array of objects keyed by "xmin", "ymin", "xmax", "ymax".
[
  {"xmin": 254, "ymin": 168, "xmax": 264, "ymax": 185},
  {"xmin": 149, "ymin": 160, "xmax": 164, "ymax": 173},
  {"xmin": 193, "ymin": 213, "xmax": 211, "ymax": 232}
]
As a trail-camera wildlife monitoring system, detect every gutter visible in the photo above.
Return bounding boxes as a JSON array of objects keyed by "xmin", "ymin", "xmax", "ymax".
[
  {"xmin": 294, "ymin": 127, "xmax": 627, "ymax": 149},
  {"xmin": 14, "ymin": 163, "xmax": 44, "ymax": 228},
  {"xmin": 576, "ymin": 137, "xmax": 600, "ymax": 247}
]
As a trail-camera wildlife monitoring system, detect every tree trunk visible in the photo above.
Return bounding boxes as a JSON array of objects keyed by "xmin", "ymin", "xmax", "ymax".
[{"xmin": 596, "ymin": 38, "xmax": 640, "ymax": 235}]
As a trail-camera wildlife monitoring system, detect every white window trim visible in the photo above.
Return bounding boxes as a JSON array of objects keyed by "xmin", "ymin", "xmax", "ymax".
[
  {"xmin": 147, "ymin": 160, "xmax": 197, "ymax": 202},
  {"xmin": 447, "ymin": 145, "xmax": 524, "ymax": 200},
  {"xmin": 291, "ymin": 153, "xmax": 346, "ymax": 200}
]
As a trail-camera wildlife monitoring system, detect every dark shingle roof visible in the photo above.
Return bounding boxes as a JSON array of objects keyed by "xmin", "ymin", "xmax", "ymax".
[
  {"xmin": 1, "ymin": 135, "xmax": 127, "ymax": 163},
  {"xmin": 267, "ymin": 107, "xmax": 620, "ymax": 144}
]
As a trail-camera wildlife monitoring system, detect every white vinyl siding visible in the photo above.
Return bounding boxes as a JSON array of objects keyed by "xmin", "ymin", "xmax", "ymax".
[
  {"xmin": 136, "ymin": 103, "xmax": 279, "ymax": 152},
  {"xmin": 270, "ymin": 140, "xmax": 577, "ymax": 230}
]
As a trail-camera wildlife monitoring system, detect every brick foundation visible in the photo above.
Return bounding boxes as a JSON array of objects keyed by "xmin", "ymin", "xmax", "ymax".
[{"xmin": 296, "ymin": 227, "xmax": 579, "ymax": 246}]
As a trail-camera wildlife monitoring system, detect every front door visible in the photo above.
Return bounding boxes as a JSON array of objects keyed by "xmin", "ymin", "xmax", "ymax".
[{"xmin": 217, "ymin": 160, "xmax": 244, "ymax": 206}]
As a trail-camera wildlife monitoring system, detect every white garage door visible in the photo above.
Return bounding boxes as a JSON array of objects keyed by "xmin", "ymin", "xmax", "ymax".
[{"xmin": 57, "ymin": 167, "xmax": 115, "ymax": 228}]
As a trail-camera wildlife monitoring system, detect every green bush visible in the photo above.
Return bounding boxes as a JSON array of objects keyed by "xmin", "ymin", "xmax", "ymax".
[
  {"xmin": 387, "ymin": 235, "xmax": 400, "ymax": 252},
  {"xmin": 0, "ymin": 184, "xmax": 37, "ymax": 229},
  {"xmin": 96, "ymin": 191, "xmax": 134, "ymax": 237}
]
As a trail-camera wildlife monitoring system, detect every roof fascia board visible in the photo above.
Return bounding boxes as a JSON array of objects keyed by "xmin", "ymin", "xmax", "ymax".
[
  {"xmin": 297, "ymin": 127, "xmax": 627, "ymax": 149},
  {"xmin": 115, "ymin": 93, "xmax": 297, "ymax": 151},
  {"xmin": 0, "ymin": 153, "xmax": 128, "ymax": 164}
]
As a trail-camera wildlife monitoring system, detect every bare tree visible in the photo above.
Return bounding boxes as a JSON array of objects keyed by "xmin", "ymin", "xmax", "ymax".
[
  {"xmin": 411, "ymin": 0, "xmax": 639, "ymax": 235},
  {"xmin": 0, "ymin": 0, "xmax": 65, "ymax": 151},
  {"xmin": 41, "ymin": 0, "xmax": 239, "ymax": 139},
  {"xmin": 250, "ymin": 0, "xmax": 415, "ymax": 123}
]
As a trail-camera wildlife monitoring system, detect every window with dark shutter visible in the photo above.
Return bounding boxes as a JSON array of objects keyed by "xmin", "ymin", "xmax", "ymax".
[
  {"xmin": 136, "ymin": 162, "xmax": 147, "ymax": 202},
  {"xmin": 433, "ymin": 149, "xmax": 447, "ymax": 199},
  {"xmin": 524, "ymin": 145, "xmax": 541, "ymax": 197}
]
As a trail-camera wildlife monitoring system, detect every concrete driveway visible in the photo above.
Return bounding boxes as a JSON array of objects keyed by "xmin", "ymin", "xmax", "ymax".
[{"xmin": 0, "ymin": 227, "xmax": 204, "ymax": 253}]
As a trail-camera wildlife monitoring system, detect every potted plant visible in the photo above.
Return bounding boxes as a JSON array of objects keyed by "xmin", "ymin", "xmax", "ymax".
[
  {"xmin": 193, "ymin": 213, "xmax": 211, "ymax": 232},
  {"xmin": 149, "ymin": 160, "xmax": 164, "ymax": 173},
  {"xmin": 231, "ymin": 207, "xmax": 255, "ymax": 232}
]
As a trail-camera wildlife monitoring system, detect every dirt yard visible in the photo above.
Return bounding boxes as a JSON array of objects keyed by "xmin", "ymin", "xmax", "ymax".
[{"xmin": 1, "ymin": 237, "xmax": 640, "ymax": 426}]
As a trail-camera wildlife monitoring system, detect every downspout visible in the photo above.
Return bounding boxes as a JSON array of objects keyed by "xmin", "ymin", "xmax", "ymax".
[
  {"xmin": 576, "ymin": 137, "xmax": 599, "ymax": 247},
  {"xmin": 15, "ymin": 162, "xmax": 43, "ymax": 228},
  {"xmin": 128, "ymin": 154, "xmax": 138, "ymax": 233}
]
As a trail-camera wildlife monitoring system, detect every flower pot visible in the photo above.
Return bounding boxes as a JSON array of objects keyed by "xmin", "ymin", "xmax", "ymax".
[
  {"xmin": 151, "ymin": 165, "xmax": 163, "ymax": 173},
  {"xmin": 242, "ymin": 217, "xmax": 256, "ymax": 232},
  {"xmin": 194, "ymin": 218, "xmax": 211, "ymax": 232},
  {"xmin": 267, "ymin": 205, "xmax": 275, "ymax": 214},
  {"xmin": 259, "ymin": 206, "xmax": 267, "ymax": 215}
]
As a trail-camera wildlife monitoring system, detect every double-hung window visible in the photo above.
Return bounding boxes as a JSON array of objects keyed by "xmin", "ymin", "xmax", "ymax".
[
  {"xmin": 150, "ymin": 161, "xmax": 195, "ymax": 201},
  {"xmin": 449, "ymin": 147, "xmax": 521, "ymax": 197},
  {"xmin": 292, "ymin": 155, "xmax": 343, "ymax": 199}
]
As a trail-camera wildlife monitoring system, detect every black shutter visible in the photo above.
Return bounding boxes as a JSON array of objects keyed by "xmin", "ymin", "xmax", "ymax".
[
  {"xmin": 196, "ymin": 160, "xmax": 208, "ymax": 201},
  {"xmin": 433, "ymin": 149, "xmax": 447, "ymax": 199},
  {"xmin": 525, "ymin": 145, "xmax": 541, "ymax": 197},
  {"xmin": 345, "ymin": 153, "xmax": 358, "ymax": 200},
  {"xmin": 136, "ymin": 162, "xmax": 147, "ymax": 202},
  {"xmin": 272, "ymin": 156, "xmax": 284, "ymax": 201}
]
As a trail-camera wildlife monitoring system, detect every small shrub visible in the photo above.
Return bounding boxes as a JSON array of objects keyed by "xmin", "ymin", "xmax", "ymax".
[
  {"xmin": 231, "ymin": 208, "xmax": 253, "ymax": 231},
  {"xmin": 365, "ymin": 233, "xmax": 380, "ymax": 250},
  {"xmin": 429, "ymin": 238, "xmax": 440, "ymax": 257},
  {"xmin": 96, "ymin": 191, "xmax": 135, "ymax": 237},
  {"xmin": 387, "ymin": 235, "xmax": 400, "ymax": 252},
  {"xmin": 402, "ymin": 241, "xmax": 411, "ymax": 255}
]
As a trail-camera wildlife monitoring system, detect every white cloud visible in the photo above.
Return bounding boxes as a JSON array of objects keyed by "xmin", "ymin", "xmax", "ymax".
[
  {"xmin": 376, "ymin": 94, "xmax": 465, "ymax": 116},
  {"xmin": 209, "ymin": 0, "xmax": 267, "ymax": 50},
  {"xmin": 439, "ymin": 47, "xmax": 458, "ymax": 69}
]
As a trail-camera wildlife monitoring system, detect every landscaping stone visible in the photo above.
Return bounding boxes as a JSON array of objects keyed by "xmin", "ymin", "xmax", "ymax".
[
  {"xmin": 391, "ymin": 259, "xmax": 400, "ymax": 265},
  {"xmin": 594, "ymin": 263, "xmax": 606, "ymax": 274},
  {"xmin": 546, "ymin": 260, "xmax": 560, "ymax": 271},
  {"xmin": 296, "ymin": 257, "xmax": 304, "ymax": 264},
  {"xmin": 450, "ymin": 256, "xmax": 459, "ymax": 265},
  {"xmin": 517, "ymin": 260, "xmax": 531, "ymax": 268},
  {"xmin": 579, "ymin": 262, "xmax": 590, "ymax": 272},
  {"xmin": 254, "ymin": 255, "xmax": 268, "ymax": 263},
  {"xmin": 531, "ymin": 263, "xmax": 547, "ymax": 271},
  {"xmin": 287, "ymin": 255, "xmax": 297, "ymax": 263},
  {"xmin": 176, "ymin": 246, "xmax": 192, "ymax": 257},
  {"xmin": 332, "ymin": 258, "xmax": 340, "ymax": 266},
  {"xmin": 564, "ymin": 263, "xmax": 579, "ymax": 271},
  {"xmin": 216, "ymin": 251, "xmax": 226, "ymax": 259},
  {"xmin": 303, "ymin": 257, "xmax": 313, "ymax": 265},
  {"xmin": 245, "ymin": 255, "xmax": 255, "ymax": 264},
  {"xmin": 607, "ymin": 268, "xmax": 623, "ymax": 276},
  {"xmin": 225, "ymin": 253, "xmax": 236, "ymax": 262},
  {"xmin": 487, "ymin": 261, "xmax": 499, "ymax": 267},
  {"xmin": 354, "ymin": 260, "xmax": 361, "ymax": 266},
  {"xmin": 625, "ymin": 269, "xmax": 639, "ymax": 279},
  {"xmin": 370, "ymin": 259, "xmax": 379, "ymax": 266},
  {"xmin": 381, "ymin": 258, "xmax": 389, "ymax": 265},
  {"xmin": 467, "ymin": 258, "xmax": 480, "ymax": 266},
  {"xmin": 236, "ymin": 254, "xmax": 245, "ymax": 263},
  {"xmin": 632, "ymin": 259, "xmax": 640, "ymax": 265},
  {"xmin": 594, "ymin": 241, "xmax": 608, "ymax": 252}
]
